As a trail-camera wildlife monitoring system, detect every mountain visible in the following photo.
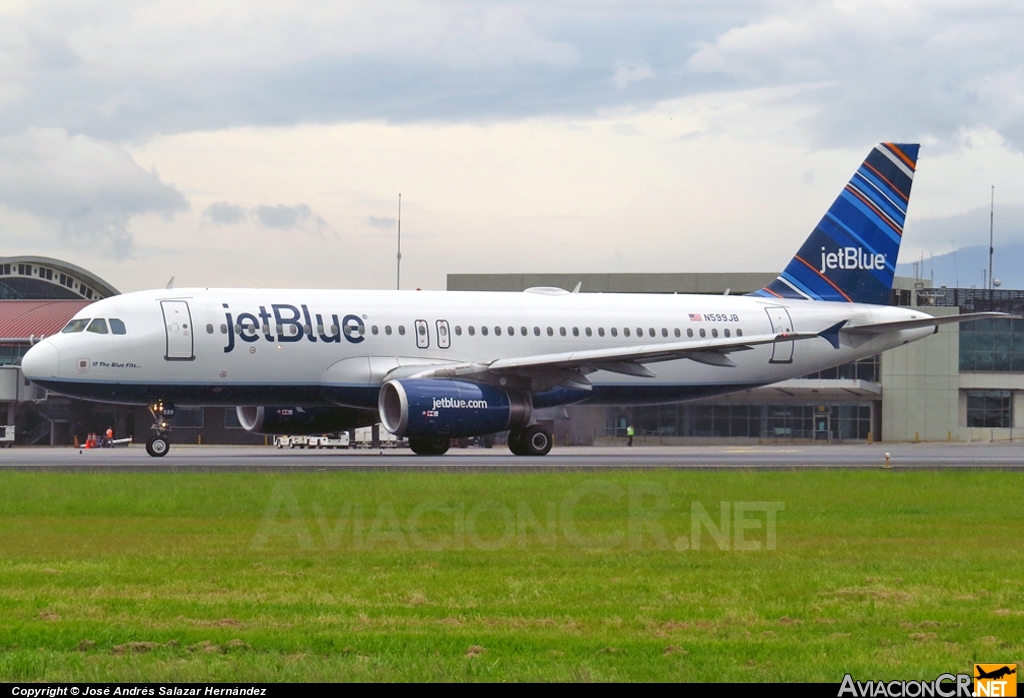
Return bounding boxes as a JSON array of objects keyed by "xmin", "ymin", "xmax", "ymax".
[{"xmin": 896, "ymin": 243, "xmax": 1024, "ymax": 290}]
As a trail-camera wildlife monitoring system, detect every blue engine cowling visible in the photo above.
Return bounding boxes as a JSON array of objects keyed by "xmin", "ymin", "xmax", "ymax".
[
  {"xmin": 236, "ymin": 405, "xmax": 377, "ymax": 435},
  {"xmin": 378, "ymin": 379, "xmax": 532, "ymax": 438}
]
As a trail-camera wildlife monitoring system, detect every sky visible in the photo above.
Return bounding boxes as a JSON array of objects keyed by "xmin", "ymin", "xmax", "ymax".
[{"xmin": 2, "ymin": 0, "xmax": 1023, "ymax": 293}]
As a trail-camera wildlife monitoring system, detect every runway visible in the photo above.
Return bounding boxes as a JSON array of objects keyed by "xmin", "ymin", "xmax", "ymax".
[{"xmin": 1, "ymin": 442, "xmax": 1023, "ymax": 470}]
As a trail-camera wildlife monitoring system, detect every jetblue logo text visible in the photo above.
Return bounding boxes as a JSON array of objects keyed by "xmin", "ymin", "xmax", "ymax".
[
  {"xmin": 222, "ymin": 303, "xmax": 364, "ymax": 353},
  {"xmin": 432, "ymin": 397, "xmax": 488, "ymax": 410},
  {"xmin": 820, "ymin": 246, "xmax": 886, "ymax": 274}
]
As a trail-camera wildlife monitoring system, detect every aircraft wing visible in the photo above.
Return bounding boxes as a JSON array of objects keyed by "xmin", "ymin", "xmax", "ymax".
[
  {"xmin": 841, "ymin": 312, "xmax": 1013, "ymax": 335},
  {"xmin": 397, "ymin": 330, "xmax": 824, "ymax": 392}
]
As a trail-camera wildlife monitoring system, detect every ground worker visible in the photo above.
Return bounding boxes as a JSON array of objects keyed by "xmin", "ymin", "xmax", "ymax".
[{"xmin": 626, "ymin": 424, "xmax": 635, "ymax": 447}]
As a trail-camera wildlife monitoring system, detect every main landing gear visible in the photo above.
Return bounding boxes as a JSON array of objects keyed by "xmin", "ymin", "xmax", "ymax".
[
  {"xmin": 507, "ymin": 425, "xmax": 553, "ymax": 457},
  {"xmin": 145, "ymin": 400, "xmax": 175, "ymax": 458},
  {"xmin": 408, "ymin": 435, "xmax": 451, "ymax": 456}
]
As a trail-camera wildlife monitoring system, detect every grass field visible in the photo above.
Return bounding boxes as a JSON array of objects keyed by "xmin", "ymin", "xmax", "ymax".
[{"xmin": 0, "ymin": 468, "xmax": 1022, "ymax": 682}]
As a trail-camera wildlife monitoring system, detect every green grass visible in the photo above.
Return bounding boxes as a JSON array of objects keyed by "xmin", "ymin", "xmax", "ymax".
[{"xmin": 1, "ymin": 469, "xmax": 1022, "ymax": 681}]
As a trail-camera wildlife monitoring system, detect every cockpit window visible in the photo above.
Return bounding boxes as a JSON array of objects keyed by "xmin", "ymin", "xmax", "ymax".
[
  {"xmin": 62, "ymin": 319, "xmax": 90, "ymax": 333},
  {"xmin": 109, "ymin": 318, "xmax": 127, "ymax": 335},
  {"xmin": 86, "ymin": 318, "xmax": 109, "ymax": 334}
]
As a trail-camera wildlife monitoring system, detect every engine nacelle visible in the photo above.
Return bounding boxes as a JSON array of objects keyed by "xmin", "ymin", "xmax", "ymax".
[
  {"xmin": 236, "ymin": 405, "xmax": 377, "ymax": 435},
  {"xmin": 378, "ymin": 379, "xmax": 532, "ymax": 438}
]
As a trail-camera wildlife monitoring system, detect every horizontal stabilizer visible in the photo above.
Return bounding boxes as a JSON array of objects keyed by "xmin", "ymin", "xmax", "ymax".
[{"xmin": 842, "ymin": 312, "xmax": 1014, "ymax": 335}]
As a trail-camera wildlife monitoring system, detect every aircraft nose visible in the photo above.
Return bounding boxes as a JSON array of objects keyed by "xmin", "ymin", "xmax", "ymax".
[{"xmin": 21, "ymin": 340, "xmax": 61, "ymax": 381}]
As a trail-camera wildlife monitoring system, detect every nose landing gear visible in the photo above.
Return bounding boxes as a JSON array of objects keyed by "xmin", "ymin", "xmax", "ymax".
[{"xmin": 146, "ymin": 400, "xmax": 175, "ymax": 458}]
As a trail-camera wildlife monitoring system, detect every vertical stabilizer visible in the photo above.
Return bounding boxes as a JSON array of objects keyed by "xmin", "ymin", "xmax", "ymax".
[{"xmin": 751, "ymin": 143, "xmax": 919, "ymax": 304}]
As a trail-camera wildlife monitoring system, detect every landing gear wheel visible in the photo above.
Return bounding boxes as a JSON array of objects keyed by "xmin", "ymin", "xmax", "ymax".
[
  {"xmin": 508, "ymin": 426, "xmax": 553, "ymax": 456},
  {"xmin": 409, "ymin": 435, "xmax": 451, "ymax": 456},
  {"xmin": 146, "ymin": 435, "xmax": 170, "ymax": 458},
  {"xmin": 507, "ymin": 430, "xmax": 527, "ymax": 456}
]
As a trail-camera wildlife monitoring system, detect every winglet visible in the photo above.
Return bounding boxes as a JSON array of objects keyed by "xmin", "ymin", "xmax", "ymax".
[{"xmin": 818, "ymin": 320, "xmax": 847, "ymax": 349}]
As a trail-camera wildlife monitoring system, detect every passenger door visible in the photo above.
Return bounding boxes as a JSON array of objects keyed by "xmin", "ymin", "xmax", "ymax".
[
  {"xmin": 161, "ymin": 300, "xmax": 195, "ymax": 360},
  {"xmin": 764, "ymin": 306, "xmax": 794, "ymax": 364}
]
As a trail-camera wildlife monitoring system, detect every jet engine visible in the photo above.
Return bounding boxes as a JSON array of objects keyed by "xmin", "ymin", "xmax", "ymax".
[
  {"xmin": 235, "ymin": 405, "xmax": 377, "ymax": 435},
  {"xmin": 378, "ymin": 378, "xmax": 532, "ymax": 438}
]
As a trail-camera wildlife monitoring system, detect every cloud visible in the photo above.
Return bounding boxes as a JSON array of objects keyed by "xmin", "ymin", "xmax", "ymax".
[
  {"xmin": 0, "ymin": 2, "xmax": 724, "ymax": 139},
  {"xmin": 685, "ymin": 1, "xmax": 1024, "ymax": 150},
  {"xmin": 203, "ymin": 201, "xmax": 247, "ymax": 225},
  {"xmin": 203, "ymin": 200, "xmax": 333, "ymax": 235},
  {"xmin": 611, "ymin": 61, "xmax": 653, "ymax": 90},
  {"xmin": 0, "ymin": 127, "xmax": 186, "ymax": 258},
  {"xmin": 366, "ymin": 215, "xmax": 396, "ymax": 229}
]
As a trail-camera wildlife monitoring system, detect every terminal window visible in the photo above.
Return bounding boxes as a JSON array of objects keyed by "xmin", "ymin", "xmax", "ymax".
[
  {"xmin": 965, "ymin": 390, "xmax": 1012, "ymax": 428},
  {"xmin": 959, "ymin": 318, "xmax": 1024, "ymax": 372}
]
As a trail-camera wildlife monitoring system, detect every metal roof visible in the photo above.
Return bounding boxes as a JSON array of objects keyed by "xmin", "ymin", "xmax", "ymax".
[{"xmin": 0, "ymin": 300, "xmax": 94, "ymax": 342}]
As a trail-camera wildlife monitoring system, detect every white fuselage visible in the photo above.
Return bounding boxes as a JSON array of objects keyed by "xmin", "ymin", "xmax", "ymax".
[{"xmin": 21, "ymin": 287, "xmax": 933, "ymax": 409}]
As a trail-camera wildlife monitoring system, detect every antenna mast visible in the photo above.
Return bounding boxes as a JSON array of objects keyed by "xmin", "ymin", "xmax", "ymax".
[
  {"xmin": 396, "ymin": 193, "xmax": 402, "ymax": 291},
  {"xmin": 988, "ymin": 185, "xmax": 994, "ymax": 292}
]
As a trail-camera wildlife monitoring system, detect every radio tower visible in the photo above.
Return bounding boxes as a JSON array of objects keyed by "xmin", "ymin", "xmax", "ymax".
[
  {"xmin": 988, "ymin": 185, "xmax": 994, "ymax": 292},
  {"xmin": 396, "ymin": 193, "xmax": 402, "ymax": 291}
]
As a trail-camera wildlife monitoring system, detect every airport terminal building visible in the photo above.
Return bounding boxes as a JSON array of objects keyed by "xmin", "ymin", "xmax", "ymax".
[{"xmin": 3, "ymin": 254, "xmax": 1023, "ymax": 446}]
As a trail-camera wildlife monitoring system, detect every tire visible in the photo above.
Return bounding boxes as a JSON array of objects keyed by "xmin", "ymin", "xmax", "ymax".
[
  {"xmin": 409, "ymin": 435, "xmax": 451, "ymax": 456},
  {"xmin": 146, "ymin": 435, "xmax": 170, "ymax": 458},
  {"xmin": 507, "ymin": 430, "xmax": 527, "ymax": 456},
  {"xmin": 522, "ymin": 426, "xmax": 553, "ymax": 456}
]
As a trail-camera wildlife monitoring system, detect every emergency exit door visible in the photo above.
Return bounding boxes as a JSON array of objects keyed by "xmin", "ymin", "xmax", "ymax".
[
  {"xmin": 764, "ymin": 306, "xmax": 794, "ymax": 364},
  {"xmin": 161, "ymin": 300, "xmax": 194, "ymax": 360}
]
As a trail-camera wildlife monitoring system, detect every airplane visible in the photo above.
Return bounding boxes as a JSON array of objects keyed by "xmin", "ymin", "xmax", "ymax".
[{"xmin": 20, "ymin": 142, "xmax": 1007, "ymax": 457}]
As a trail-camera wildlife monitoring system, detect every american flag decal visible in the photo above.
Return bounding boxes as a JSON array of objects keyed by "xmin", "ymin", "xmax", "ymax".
[{"xmin": 688, "ymin": 313, "xmax": 702, "ymax": 322}]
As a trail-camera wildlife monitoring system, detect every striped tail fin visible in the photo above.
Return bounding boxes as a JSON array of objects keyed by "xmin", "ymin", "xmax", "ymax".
[{"xmin": 751, "ymin": 143, "xmax": 919, "ymax": 305}]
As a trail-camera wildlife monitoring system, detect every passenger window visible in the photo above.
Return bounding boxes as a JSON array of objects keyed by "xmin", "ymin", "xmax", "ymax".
[
  {"xmin": 109, "ymin": 319, "xmax": 127, "ymax": 335},
  {"xmin": 468, "ymin": 326, "xmax": 476, "ymax": 336},
  {"xmin": 724, "ymin": 329, "xmax": 730, "ymax": 338},
  {"xmin": 674, "ymin": 328, "xmax": 680, "ymax": 338},
  {"xmin": 205, "ymin": 323, "xmax": 213, "ymax": 334},
  {"xmin": 687, "ymin": 329, "xmax": 693, "ymax": 338},
  {"xmin": 454, "ymin": 326, "xmax": 462, "ymax": 336},
  {"xmin": 508, "ymin": 326, "xmax": 515, "ymax": 336},
  {"xmin": 220, "ymin": 324, "xmax": 228, "ymax": 334},
  {"xmin": 371, "ymin": 325, "xmax": 379, "ymax": 335},
  {"xmin": 585, "ymin": 328, "xmax": 592, "ymax": 337},
  {"xmin": 398, "ymin": 326, "xmax": 406, "ymax": 335},
  {"xmin": 637, "ymin": 328, "xmax": 643, "ymax": 337},
  {"xmin": 650, "ymin": 328, "xmax": 656, "ymax": 337},
  {"xmin": 598, "ymin": 328, "xmax": 605, "ymax": 337},
  {"xmin": 481, "ymin": 326, "xmax": 489, "ymax": 336},
  {"xmin": 62, "ymin": 319, "xmax": 89, "ymax": 333},
  {"xmin": 737, "ymin": 329, "xmax": 743, "ymax": 337},
  {"xmin": 624, "ymin": 328, "xmax": 630, "ymax": 337},
  {"xmin": 87, "ymin": 319, "xmax": 108, "ymax": 334},
  {"xmin": 572, "ymin": 327, "xmax": 579, "ymax": 337},
  {"xmin": 559, "ymin": 327, "xmax": 566, "ymax": 337},
  {"xmin": 386, "ymin": 325, "xmax": 393, "ymax": 335},
  {"xmin": 712, "ymin": 329, "xmax": 718, "ymax": 338},
  {"xmin": 534, "ymin": 327, "xmax": 541, "ymax": 336},
  {"xmin": 699, "ymin": 328, "xmax": 706, "ymax": 338},
  {"xmin": 494, "ymin": 326, "xmax": 501, "ymax": 336},
  {"xmin": 610, "ymin": 328, "xmax": 617, "ymax": 337},
  {"xmin": 547, "ymin": 327, "xmax": 553, "ymax": 336},
  {"xmin": 521, "ymin": 327, "xmax": 527, "ymax": 336},
  {"xmin": 418, "ymin": 324, "xmax": 426, "ymax": 336}
]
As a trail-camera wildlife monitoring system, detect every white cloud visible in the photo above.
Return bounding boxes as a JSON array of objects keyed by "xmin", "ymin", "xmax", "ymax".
[
  {"xmin": 0, "ymin": 127, "xmax": 186, "ymax": 258},
  {"xmin": 611, "ymin": 61, "xmax": 653, "ymax": 89}
]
